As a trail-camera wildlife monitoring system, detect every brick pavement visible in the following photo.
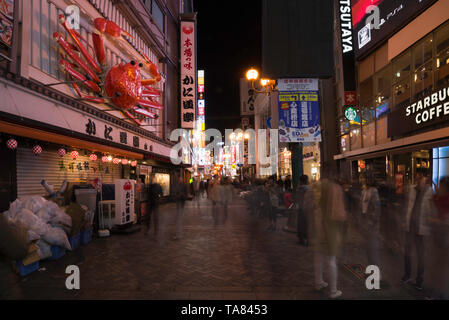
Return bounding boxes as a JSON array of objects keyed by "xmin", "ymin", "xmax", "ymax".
[{"xmin": 1, "ymin": 195, "xmax": 428, "ymax": 300}]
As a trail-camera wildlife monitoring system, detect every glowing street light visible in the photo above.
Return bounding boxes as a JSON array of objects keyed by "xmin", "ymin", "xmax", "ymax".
[{"xmin": 246, "ymin": 68, "xmax": 259, "ymax": 81}]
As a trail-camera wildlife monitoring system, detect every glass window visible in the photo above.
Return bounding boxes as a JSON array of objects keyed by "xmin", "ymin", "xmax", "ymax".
[
  {"xmin": 392, "ymin": 51, "xmax": 411, "ymax": 109},
  {"xmin": 435, "ymin": 22, "xmax": 449, "ymax": 88},
  {"xmin": 152, "ymin": 0, "xmax": 165, "ymax": 32},
  {"xmin": 376, "ymin": 116, "xmax": 389, "ymax": 145},
  {"xmin": 412, "ymin": 35, "xmax": 434, "ymax": 100},
  {"xmin": 359, "ymin": 77, "xmax": 373, "ymax": 107},
  {"xmin": 339, "ymin": 117, "xmax": 350, "ymax": 135},
  {"xmin": 350, "ymin": 125, "xmax": 362, "ymax": 150},
  {"xmin": 340, "ymin": 134, "xmax": 349, "ymax": 153}
]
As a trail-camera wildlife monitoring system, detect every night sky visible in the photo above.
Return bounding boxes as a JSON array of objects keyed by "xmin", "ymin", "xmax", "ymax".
[{"xmin": 193, "ymin": 0, "xmax": 262, "ymax": 134}]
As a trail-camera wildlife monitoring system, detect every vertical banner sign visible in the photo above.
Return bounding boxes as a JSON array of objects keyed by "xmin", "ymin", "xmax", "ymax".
[
  {"xmin": 180, "ymin": 20, "xmax": 196, "ymax": 129},
  {"xmin": 0, "ymin": 0, "xmax": 14, "ymax": 48},
  {"xmin": 339, "ymin": 0, "xmax": 356, "ymax": 92},
  {"xmin": 240, "ymin": 78, "xmax": 255, "ymax": 116},
  {"xmin": 114, "ymin": 179, "xmax": 135, "ymax": 225},
  {"xmin": 278, "ymin": 79, "xmax": 322, "ymax": 143}
]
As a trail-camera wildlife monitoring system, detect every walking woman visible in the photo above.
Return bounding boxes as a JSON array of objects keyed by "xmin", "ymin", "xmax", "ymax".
[{"xmin": 360, "ymin": 174, "xmax": 381, "ymax": 271}]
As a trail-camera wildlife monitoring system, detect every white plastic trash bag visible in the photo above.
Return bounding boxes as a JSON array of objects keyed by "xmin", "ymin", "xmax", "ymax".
[
  {"xmin": 43, "ymin": 227, "xmax": 72, "ymax": 251},
  {"xmin": 21, "ymin": 196, "xmax": 47, "ymax": 213},
  {"xmin": 50, "ymin": 208, "xmax": 72, "ymax": 234},
  {"xmin": 28, "ymin": 230, "xmax": 41, "ymax": 242},
  {"xmin": 36, "ymin": 207, "xmax": 52, "ymax": 224},
  {"xmin": 15, "ymin": 208, "xmax": 50, "ymax": 236},
  {"xmin": 7, "ymin": 199, "xmax": 23, "ymax": 220}
]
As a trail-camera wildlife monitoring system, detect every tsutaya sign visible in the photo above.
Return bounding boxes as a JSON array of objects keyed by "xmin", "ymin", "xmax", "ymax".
[
  {"xmin": 388, "ymin": 86, "xmax": 449, "ymax": 137},
  {"xmin": 339, "ymin": 0, "xmax": 353, "ymax": 54}
]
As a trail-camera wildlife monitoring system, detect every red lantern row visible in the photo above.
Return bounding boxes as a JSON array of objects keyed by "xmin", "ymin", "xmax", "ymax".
[{"xmin": 6, "ymin": 140, "xmax": 138, "ymax": 166}]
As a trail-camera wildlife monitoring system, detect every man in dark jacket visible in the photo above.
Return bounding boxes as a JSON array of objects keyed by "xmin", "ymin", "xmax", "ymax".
[
  {"xmin": 0, "ymin": 214, "xmax": 29, "ymax": 298},
  {"xmin": 144, "ymin": 183, "xmax": 163, "ymax": 238},
  {"xmin": 296, "ymin": 175, "xmax": 310, "ymax": 246}
]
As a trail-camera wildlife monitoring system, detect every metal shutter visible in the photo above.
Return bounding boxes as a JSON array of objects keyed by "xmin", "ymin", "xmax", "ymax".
[{"xmin": 16, "ymin": 147, "xmax": 122, "ymax": 197}]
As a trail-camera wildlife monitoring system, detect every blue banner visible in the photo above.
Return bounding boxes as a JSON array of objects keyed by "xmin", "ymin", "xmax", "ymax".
[{"xmin": 278, "ymin": 90, "xmax": 322, "ymax": 143}]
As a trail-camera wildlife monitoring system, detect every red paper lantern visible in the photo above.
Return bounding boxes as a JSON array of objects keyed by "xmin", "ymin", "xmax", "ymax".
[
  {"xmin": 32, "ymin": 145, "xmax": 42, "ymax": 155},
  {"xmin": 89, "ymin": 153, "xmax": 98, "ymax": 161},
  {"xmin": 113, "ymin": 158, "xmax": 120, "ymax": 165},
  {"xmin": 71, "ymin": 150, "xmax": 79, "ymax": 160},
  {"xmin": 58, "ymin": 148, "xmax": 66, "ymax": 157},
  {"xmin": 101, "ymin": 156, "xmax": 109, "ymax": 162},
  {"xmin": 121, "ymin": 159, "xmax": 128, "ymax": 165},
  {"xmin": 130, "ymin": 161, "xmax": 137, "ymax": 167},
  {"xmin": 6, "ymin": 139, "xmax": 18, "ymax": 150}
]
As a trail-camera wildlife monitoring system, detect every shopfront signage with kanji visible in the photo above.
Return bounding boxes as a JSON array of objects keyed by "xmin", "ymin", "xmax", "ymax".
[
  {"xmin": 180, "ymin": 20, "xmax": 197, "ymax": 129},
  {"xmin": 278, "ymin": 79, "xmax": 322, "ymax": 143}
]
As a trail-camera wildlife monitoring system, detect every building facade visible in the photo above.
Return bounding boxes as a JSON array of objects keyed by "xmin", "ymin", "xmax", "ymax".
[
  {"xmin": 334, "ymin": 0, "xmax": 449, "ymax": 193},
  {"xmin": 0, "ymin": 0, "xmax": 188, "ymax": 211}
]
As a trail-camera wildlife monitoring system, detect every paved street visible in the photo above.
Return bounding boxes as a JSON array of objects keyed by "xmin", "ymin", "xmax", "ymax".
[{"xmin": 2, "ymin": 194, "xmax": 428, "ymax": 300}]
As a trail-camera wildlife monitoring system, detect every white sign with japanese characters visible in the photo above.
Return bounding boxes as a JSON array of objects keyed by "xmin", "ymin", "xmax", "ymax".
[{"xmin": 180, "ymin": 20, "xmax": 196, "ymax": 129}]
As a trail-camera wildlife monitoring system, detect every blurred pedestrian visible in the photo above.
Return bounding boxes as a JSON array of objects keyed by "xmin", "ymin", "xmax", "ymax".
[
  {"xmin": 296, "ymin": 174, "xmax": 310, "ymax": 246},
  {"xmin": 0, "ymin": 213, "xmax": 29, "ymax": 297},
  {"xmin": 220, "ymin": 177, "xmax": 234, "ymax": 224},
  {"xmin": 193, "ymin": 177, "xmax": 201, "ymax": 211},
  {"xmin": 401, "ymin": 169, "xmax": 435, "ymax": 290},
  {"xmin": 309, "ymin": 168, "xmax": 346, "ymax": 299},
  {"xmin": 429, "ymin": 176, "xmax": 449, "ymax": 299},
  {"xmin": 136, "ymin": 176, "xmax": 146, "ymax": 224},
  {"xmin": 172, "ymin": 176, "xmax": 187, "ymax": 240},
  {"xmin": 284, "ymin": 175, "xmax": 292, "ymax": 192},
  {"xmin": 360, "ymin": 174, "xmax": 381, "ymax": 273},
  {"xmin": 144, "ymin": 182, "xmax": 162, "ymax": 239}
]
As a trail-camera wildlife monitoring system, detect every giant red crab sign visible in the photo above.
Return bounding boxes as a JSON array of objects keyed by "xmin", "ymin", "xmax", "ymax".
[{"xmin": 53, "ymin": 14, "xmax": 163, "ymax": 126}]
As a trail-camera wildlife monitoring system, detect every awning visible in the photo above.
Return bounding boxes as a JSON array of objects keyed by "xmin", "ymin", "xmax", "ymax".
[{"xmin": 0, "ymin": 120, "xmax": 143, "ymax": 159}]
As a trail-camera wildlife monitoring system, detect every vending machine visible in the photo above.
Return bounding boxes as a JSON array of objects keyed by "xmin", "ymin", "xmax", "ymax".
[{"xmin": 114, "ymin": 179, "xmax": 135, "ymax": 225}]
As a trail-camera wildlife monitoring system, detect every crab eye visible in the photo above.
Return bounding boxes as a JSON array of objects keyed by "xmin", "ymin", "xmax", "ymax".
[
  {"xmin": 130, "ymin": 60, "xmax": 136, "ymax": 66},
  {"xmin": 115, "ymin": 92, "xmax": 122, "ymax": 97},
  {"xmin": 138, "ymin": 63, "xmax": 143, "ymax": 68}
]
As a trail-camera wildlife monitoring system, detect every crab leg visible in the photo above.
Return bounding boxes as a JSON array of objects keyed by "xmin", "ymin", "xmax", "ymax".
[
  {"xmin": 59, "ymin": 58, "xmax": 101, "ymax": 93},
  {"xmin": 123, "ymin": 110, "xmax": 146, "ymax": 126},
  {"xmin": 141, "ymin": 52, "xmax": 162, "ymax": 82},
  {"xmin": 53, "ymin": 32, "xmax": 100, "ymax": 83},
  {"xmin": 59, "ymin": 14, "xmax": 101, "ymax": 74},
  {"xmin": 93, "ymin": 18, "xmax": 134, "ymax": 66},
  {"xmin": 142, "ymin": 86, "xmax": 161, "ymax": 97},
  {"xmin": 137, "ymin": 98, "xmax": 163, "ymax": 110},
  {"xmin": 140, "ymin": 78, "xmax": 158, "ymax": 86},
  {"xmin": 133, "ymin": 106, "xmax": 157, "ymax": 119}
]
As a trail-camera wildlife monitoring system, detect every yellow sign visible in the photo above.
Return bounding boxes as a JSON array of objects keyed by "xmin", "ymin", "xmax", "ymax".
[
  {"xmin": 299, "ymin": 94, "xmax": 318, "ymax": 101},
  {"xmin": 279, "ymin": 94, "xmax": 299, "ymax": 102}
]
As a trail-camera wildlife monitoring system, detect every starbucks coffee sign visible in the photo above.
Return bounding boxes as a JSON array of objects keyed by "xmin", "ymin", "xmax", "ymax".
[{"xmin": 388, "ymin": 86, "xmax": 449, "ymax": 137}]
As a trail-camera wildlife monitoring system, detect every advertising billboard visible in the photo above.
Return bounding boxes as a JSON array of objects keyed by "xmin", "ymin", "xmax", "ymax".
[
  {"xmin": 352, "ymin": 0, "xmax": 438, "ymax": 58},
  {"xmin": 278, "ymin": 79, "xmax": 322, "ymax": 143},
  {"xmin": 180, "ymin": 20, "xmax": 197, "ymax": 129}
]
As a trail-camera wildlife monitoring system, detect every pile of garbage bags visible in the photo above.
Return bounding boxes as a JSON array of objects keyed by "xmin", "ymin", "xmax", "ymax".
[{"xmin": 2, "ymin": 196, "xmax": 90, "ymax": 260}]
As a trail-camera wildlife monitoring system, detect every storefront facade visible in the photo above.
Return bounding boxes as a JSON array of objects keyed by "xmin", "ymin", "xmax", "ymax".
[
  {"xmin": 335, "ymin": 0, "xmax": 449, "ymax": 193},
  {"xmin": 0, "ymin": 0, "xmax": 183, "ymax": 211}
]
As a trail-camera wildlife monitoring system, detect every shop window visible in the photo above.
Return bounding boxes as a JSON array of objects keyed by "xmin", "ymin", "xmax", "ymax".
[
  {"xmin": 412, "ymin": 35, "xmax": 434, "ymax": 101},
  {"xmin": 339, "ymin": 117, "xmax": 350, "ymax": 136},
  {"xmin": 340, "ymin": 134, "xmax": 349, "ymax": 153},
  {"xmin": 374, "ymin": 66, "xmax": 392, "ymax": 114},
  {"xmin": 392, "ymin": 51, "xmax": 411, "ymax": 109},
  {"xmin": 376, "ymin": 116, "xmax": 389, "ymax": 145},
  {"xmin": 362, "ymin": 107, "xmax": 375, "ymax": 147},
  {"xmin": 359, "ymin": 77, "xmax": 373, "ymax": 108},
  {"xmin": 350, "ymin": 125, "xmax": 362, "ymax": 150},
  {"xmin": 435, "ymin": 22, "xmax": 449, "ymax": 89}
]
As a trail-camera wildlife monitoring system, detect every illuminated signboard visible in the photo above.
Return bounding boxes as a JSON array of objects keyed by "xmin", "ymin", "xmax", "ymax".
[
  {"xmin": 180, "ymin": 20, "xmax": 197, "ymax": 128},
  {"xmin": 352, "ymin": 0, "xmax": 437, "ymax": 58}
]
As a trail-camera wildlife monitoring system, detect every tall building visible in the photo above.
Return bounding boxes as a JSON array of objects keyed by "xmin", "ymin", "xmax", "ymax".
[
  {"xmin": 0, "ymin": 0, "xmax": 188, "ymax": 210},
  {"xmin": 334, "ymin": 0, "xmax": 449, "ymax": 191}
]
